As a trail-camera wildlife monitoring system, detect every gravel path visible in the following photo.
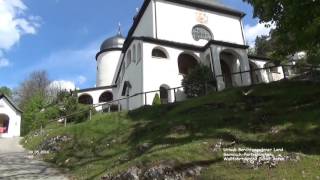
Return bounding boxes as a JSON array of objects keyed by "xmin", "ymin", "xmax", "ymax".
[{"xmin": 0, "ymin": 137, "xmax": 69, "ymax": 180}]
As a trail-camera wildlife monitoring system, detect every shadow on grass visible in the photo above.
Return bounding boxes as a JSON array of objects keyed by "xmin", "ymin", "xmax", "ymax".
[{"xmin": 126, "ymin": 81, "xmax": 320, "ymax": 156}]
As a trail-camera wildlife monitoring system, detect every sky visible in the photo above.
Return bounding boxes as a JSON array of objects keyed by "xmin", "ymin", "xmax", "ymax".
[{"xmin": 0, "ymin": 0, "xmax": 273, "ymax": 90}]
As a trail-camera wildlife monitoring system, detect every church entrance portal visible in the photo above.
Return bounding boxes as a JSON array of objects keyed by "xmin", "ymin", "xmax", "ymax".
[
  {"xmin": 219, "ymin": 50, "xmax": 243, "ymax": 88},
  {"xmin": 220, "ymin": 60, "xmax": 233, "ymax": 88},
  {"xmin": 178, "ymin": 53, "xmax": 198, "ymax": 75}
]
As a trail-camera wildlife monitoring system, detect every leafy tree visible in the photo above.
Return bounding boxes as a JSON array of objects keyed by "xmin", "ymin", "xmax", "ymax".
[
  {"xmin": 57, "ymin": 91, "xmax": 91, "ymax": 123},
  {"xmin": 152, "ymin": 93, "xmax": 161, "ymax": 105},
  {"xmin": 0, "ymin": 86, "xmax": 12, "ymax": 98},
  {"xmin": 17, "ymin": 70, "xmax": 51, "ymax": 109},
  {"xmin": 21, "ymin": 93, "xmax": 47, "ymax": 135},
  {"xmin": 254, "ymin": 35, "xmax": 274, "ymax": 57},
  {"xmin": 243, "ymin": 0, "xmax": 320, "ymax": 63},
  {"xmin": 182, "ymin": 64, "xmax": 216, "ymax": 98}
]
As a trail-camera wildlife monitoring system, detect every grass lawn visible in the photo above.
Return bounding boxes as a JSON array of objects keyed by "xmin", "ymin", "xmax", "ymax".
[{"xmin": 22, "ymin": 81, "xmax": 320, "ymax": 179}]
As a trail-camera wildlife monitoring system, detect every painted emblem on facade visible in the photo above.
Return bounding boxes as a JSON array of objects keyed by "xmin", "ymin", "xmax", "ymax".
[{"xmin": 196, "ymin": 11, "xmax": 208, "ymax": 24}]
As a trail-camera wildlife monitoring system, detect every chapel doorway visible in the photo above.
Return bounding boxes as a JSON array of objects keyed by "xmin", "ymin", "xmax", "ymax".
[{"xmin": 0, "ymin": 114, "xmax": 9, "ymax": 134}]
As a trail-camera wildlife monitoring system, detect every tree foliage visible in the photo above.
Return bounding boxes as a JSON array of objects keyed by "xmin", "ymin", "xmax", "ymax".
[
  {"xmin": 254, "ymin": 35, "xmax": 274, "ymax": 57},
  {"xmin": 21, "ymin": 93, "xmax": 49, "ymax": 135},
  {"xmin": 17, "ymin": 70, "xmax": 51, "ymax": 109},
  {"xmin": 57, "ymin": 91, "xmax": 92, "ymax": 123},
  {"xmin": 0, "ymin": 86, "xmax": 12, "ymax": 98},
  {"xmin": 19, "ymin": 70, "xmax": 91, "ymax": 135},
  {"xmin": 182, "ymin": 64, "xmax": 215, "ymax": 98},
  {"xmin": 243, "ymin": 0, "xmax": 320, "ymax": 63}
]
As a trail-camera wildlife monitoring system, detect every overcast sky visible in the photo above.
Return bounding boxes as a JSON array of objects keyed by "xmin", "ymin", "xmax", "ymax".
[{"xmin": 0, "ymin": 0, "xmax": 273, "ymax": 90}]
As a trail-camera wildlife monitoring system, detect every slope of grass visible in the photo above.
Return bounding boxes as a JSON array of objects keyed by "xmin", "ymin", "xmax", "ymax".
[{"xmin": 22, "ymin": 81, "xmax": 320, "ymax": 179}]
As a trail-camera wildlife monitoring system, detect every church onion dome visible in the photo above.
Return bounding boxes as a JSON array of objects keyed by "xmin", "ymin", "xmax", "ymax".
[
  {"xmin": 96, "ymin": 33, "xmax": 125, "ymax": 60},
  {"xmin": 100, "ymin": 34, "xmax": 125, "ymax": 51}
]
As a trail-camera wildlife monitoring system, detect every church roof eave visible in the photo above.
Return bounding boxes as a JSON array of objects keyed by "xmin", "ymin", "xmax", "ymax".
[
  {"xmin": 95, "ymin": 47, "xmax": 123, "ymax": 60},
  {"xmin": 0, "ymin": 94, "xmax": 23, "ymax": 113}
]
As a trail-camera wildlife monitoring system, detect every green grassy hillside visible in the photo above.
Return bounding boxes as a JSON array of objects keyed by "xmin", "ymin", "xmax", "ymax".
[{"xmin": 23, "ymin": 81, "xmax": 320, "ymax": 179}]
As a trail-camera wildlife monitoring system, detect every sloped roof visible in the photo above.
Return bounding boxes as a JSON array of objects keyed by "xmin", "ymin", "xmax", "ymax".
[{"xmin": 0, "ymin": 94, "xmax": 23, "ymax": 113}]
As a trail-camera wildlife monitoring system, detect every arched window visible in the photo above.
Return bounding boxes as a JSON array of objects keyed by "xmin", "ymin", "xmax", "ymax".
[
  {"xmin": 137, "ymin": 43, "xmax": 142, "ymax": 63},
  {"xmin": 126, "ymin": 50, "xmax": 132, "ymax": 67},
  {"xmin": 178, "ymin": 53, "xmax": 198, "ymax": 75},
  {"xmin": 192, "ymin": 24, "xmax": 213, "ymax": 41},
  {"xmin": 152, "ymin": 48, "xmax": 168, "ymax": 59},
  {"xmin": 133, "ymin": 45, "xmax": 136, "ymax": 63},
  {"xmin": 78, "ymin": 94, "xmax": 93, "ymax": 105},
  {"xmin": 99, "ymin": 91, "xmax": 113, "ymax": 103}
]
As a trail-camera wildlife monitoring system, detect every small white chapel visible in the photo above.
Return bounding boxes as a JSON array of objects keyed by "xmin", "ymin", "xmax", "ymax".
[
  {"xmin": 77, "ymin": 0, "xmax": 284, "ymax": 111},
  {"xmin": 0, "ymin": 94, "xmax": 22, "ymax": 138}
]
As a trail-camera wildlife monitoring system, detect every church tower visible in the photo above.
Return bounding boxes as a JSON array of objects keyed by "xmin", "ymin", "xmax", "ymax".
[{"xmin": 96, "ymin": 28, "xmax": 125, "ymax": 87}]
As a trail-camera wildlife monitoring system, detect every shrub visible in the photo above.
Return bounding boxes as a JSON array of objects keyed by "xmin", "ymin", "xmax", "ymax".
[
  {"xmin": 152, "ymin": 93, "xmax": 161, "ymax": 105},
  {"xmin": 182, "ymin": 64, "xmax": 216, "ymax": 98},
  {"xmin": 58, "ymin": 91, "xmax": 93, "ymax": 123},
  {"xmin": 68, "ymin": 104, "xmax": 92, "ymax": 123}
]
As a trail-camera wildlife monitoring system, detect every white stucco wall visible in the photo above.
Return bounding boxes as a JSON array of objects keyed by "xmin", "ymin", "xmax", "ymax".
[
  {"xmin": 0, "ymin": 98, "xmax": 21, "ymax": 138},
  {"xmin": 142, "ymin": 42, "xmax": 203, "ymax": 105},
  {"xmin": 97, "ymin": 50, "xmax": 122, "ymax": 87},
  {"xmin": 116, "ymin": 41, "xmax": 144, "ymax": 110},
  {"xmin": 133, "ymin": 1, "xmax": 155, "ymax": 38},
  {"xmin": 249, "ymin": 59, "xmax": 270, "ymax": 83},
  {"xmin": 155, "ymin": 0, "xmax": 244, "ymax": 46}
]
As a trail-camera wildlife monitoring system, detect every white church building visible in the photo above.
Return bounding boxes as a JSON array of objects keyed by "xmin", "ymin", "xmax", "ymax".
[
  {"xmin": 77, "ymin": 0, "xmax": 284, "ymax": 111},
  {"xmin": 0, "ymin": 94, "xmax": 22, "ymax": 138}
]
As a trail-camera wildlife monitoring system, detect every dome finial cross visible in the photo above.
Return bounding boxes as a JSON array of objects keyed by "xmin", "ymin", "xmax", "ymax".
[{"xmin": 118, "ymin": 22, "xmax": 122, "ymax": 36}]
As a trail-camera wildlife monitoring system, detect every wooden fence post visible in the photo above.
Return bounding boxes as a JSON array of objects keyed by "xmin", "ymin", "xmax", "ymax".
[
  {"xmin": 282, "ymin": 66, "xmax": 287, "ymax": 80},
  {"xmin": 144, "ymin": 93, "xmax": 147, "ymax": 105},
  {"xmin": 173, "ymin": 88, "xmax": 176, "ymax": 102}
]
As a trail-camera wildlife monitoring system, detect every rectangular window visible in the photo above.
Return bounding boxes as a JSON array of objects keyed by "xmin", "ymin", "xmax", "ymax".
[
  {"xmin": 137, "ymin": 43, "xmax": 142, "ymax": 64},
  {"xmin": 126, "ymin": 50, "xmax": 132, "ymax": 68}
]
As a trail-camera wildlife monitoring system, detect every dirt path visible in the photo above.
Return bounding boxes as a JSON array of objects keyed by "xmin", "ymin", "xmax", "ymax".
[{"xmin": 0, "ymin": 137, "xmax": 69, "ymax": 180}]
